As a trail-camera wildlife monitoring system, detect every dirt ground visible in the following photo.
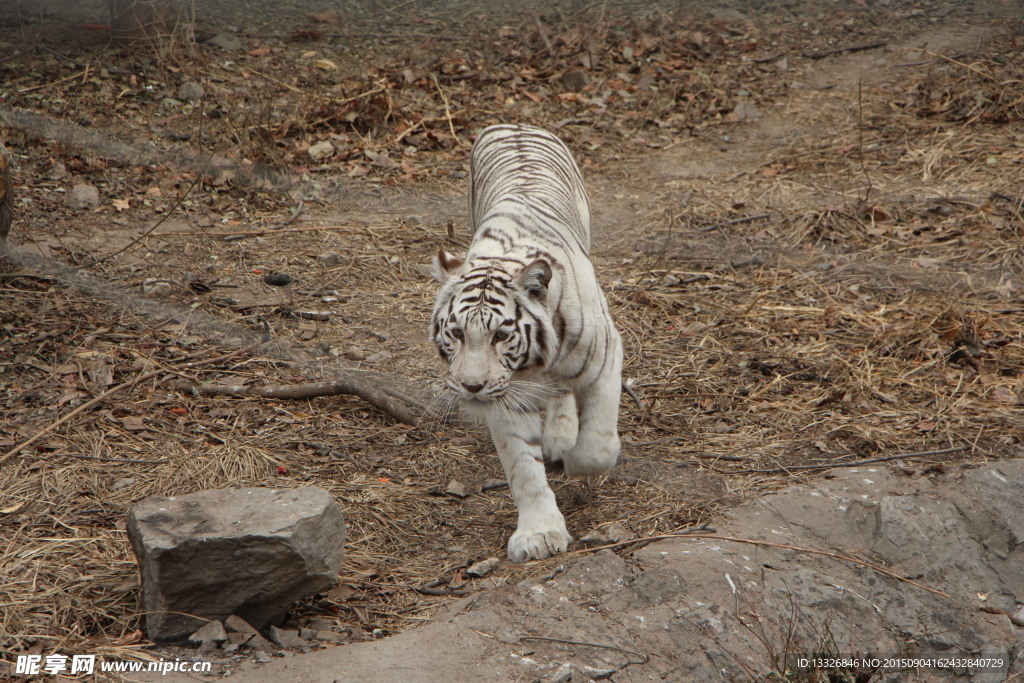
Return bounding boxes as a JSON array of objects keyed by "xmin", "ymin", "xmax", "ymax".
[{"xmin": 1, "ymin": 0, "xmax": 1023, "ymax": 677}]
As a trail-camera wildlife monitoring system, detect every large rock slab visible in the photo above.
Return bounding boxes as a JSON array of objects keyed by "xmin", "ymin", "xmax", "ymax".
[
  {"xmin": 128, "ymin": 458, "xmax": 1024, "ymax": 682},
  {"xmin": 126, "ymin": 486, "xmax": 346, "ymax": 640}
]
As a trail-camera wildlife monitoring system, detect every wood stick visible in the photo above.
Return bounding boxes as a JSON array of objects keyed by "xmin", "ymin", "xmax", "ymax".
[
  {"xmin": 707, "ymin": 445, "xmax": 970, "ymax": 475},
  {"xmin": 802, "ymin": 41, "xmax": 886, "ymax": 60},
  {"xmin": 171, "ymin": 378, "xmax": 424, "ymax": 426}
]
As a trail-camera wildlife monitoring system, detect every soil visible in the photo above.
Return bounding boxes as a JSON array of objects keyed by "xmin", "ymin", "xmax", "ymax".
[{"xmin": 1, "ymin": 0, "xmax": 1022, "ymax": 679}]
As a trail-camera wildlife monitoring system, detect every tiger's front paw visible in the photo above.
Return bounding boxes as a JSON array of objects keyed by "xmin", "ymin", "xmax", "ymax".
[
  {"xmin": 542, "ymin": 430, "xmax": 576, "ymax": 465},
  {"xmin": 507, "ymin": 522, "xmax": 572, "ymax": 562}
]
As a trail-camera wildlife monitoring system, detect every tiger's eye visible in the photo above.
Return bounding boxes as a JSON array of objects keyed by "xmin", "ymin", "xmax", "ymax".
[
  {"xmin": 451, "ymin": 328, "xmax": 464, "ymax": 341},
  {"xmin": 493, "ymin": 329, "xmax": 510, "ymax": 343}
]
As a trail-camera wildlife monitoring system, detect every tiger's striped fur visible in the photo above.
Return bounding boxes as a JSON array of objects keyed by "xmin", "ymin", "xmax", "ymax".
[{"xmin": 431, "ymin": 124, "xmax": 623, "ymax": 562}]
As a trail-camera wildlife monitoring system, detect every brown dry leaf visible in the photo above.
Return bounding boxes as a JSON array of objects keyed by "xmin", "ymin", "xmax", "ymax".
[
  {"xmin": 120, "ymin": 415, "xmax": 147, "ymax": 431},
  {"xmin": 989, "ymin": 386, "xmax": 1018, "ymax": 404},
  {"xmin": 112, "ymin": 198, "xmax": 130, "ymax": 212}
]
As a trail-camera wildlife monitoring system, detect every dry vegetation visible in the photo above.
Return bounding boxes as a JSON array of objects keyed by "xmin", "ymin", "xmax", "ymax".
[{"xmin": 1, "ymin": 0, "xmax": 1022, "ymax": 673}]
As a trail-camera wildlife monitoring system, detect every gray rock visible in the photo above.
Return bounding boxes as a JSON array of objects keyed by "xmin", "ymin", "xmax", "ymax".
[
  {"xmin": 308, "ymin": 140, "xmax": 335, "ymax": 162},
  {"xmin": 560, "ymin": 70, "xmax": 589, "ymax": 93},
  {"xmin": 314, "ymin": 630, "xmax": 347, "ymax": 643},
  {"xmin": 207, "ymin": 32, "xmax": 243, "ymax": 52},
  {"xmin": 269, "ymin": 626, "xmax": 307, "ymax": 649},
  {"xmin": 317, "ymin": 252, "xmax": 342, "ymax": 268},
  {"xmin": 729, "ymin": 100, "xmax": 762, "ymax": 121},
  {"xmin": 177, "ymin": 81, "xmax": 205, "ymax": 103},
  {"xmin": 126, "ymin": 486, "xmax": 346, "ymax": 640},
  {"xmin": 66, "ymin": 183, "xmax": 100, "ymax": 210},
  {"xmin": 465, "ymin": 557, "xmax": 501, "ymax": 578},
  {"xmin": 224, "ymin": 615, "xmax": 258, "ymax": 635},
  {"xmin": 188, "ymin": 620, "xmax": 228, "ymax": 647}
]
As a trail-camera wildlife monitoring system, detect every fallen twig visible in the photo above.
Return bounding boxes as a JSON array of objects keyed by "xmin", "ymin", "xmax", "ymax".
[
  {"xmin": 706, "ymin": 445, "xmax": 971, "ymax": 475},
  {"xmin": 802, "ymin": 41, "xmax": 887, "ymax": 60},
  {"xmin": 698, "ymin": 213, "xmax": 772, "ymax": 233},
  {"xmin": 155, "ymin": 224, "xmax": 390, "ymax": 238},
  {"xmin": 521, "ymin": 634, "xmax": 648, "ymax": 662},
  {"xmin": 171, "ymin": 378, "xmax": 428, "ymax": 427}
]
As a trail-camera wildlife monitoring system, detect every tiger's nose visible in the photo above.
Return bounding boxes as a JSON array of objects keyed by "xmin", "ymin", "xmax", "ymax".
[{"xmin": 461, "ymin": 382, "xmax": 485, "ymax": 394}]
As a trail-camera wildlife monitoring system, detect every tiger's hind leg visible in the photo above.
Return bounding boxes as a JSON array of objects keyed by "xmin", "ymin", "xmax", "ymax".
[
  {"xmin": 487, "ymin": 410, "xmax": 572, "ymax": 562},
  {"xmin": 542, "ymin": 390, "xmax": 578, "ymax": 465},
  {"xmin": 562, "ymin": 334, "xmax": 623, "ymax": 477}
]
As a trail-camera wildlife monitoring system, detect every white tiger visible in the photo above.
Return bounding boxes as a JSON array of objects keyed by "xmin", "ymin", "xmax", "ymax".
[{"xmin": 430, "ymin": 124, "xmax": 624, "ymax": 562}]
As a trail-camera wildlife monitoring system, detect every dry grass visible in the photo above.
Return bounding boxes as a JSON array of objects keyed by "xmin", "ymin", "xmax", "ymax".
[{"xmin": 1, "ymin": 0, "xmax": 1023, "ymax": 671}]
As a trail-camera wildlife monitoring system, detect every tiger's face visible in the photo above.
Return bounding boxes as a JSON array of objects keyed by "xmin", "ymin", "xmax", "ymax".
[{"xmin": 431, "ymin": 250, "xmax": 555, "ymax": 404}]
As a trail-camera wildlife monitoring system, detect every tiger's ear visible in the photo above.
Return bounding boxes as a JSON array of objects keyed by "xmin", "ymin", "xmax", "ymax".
[
  {"xmin": 516, "ymin": 259, "xmax": 552, "ymax": 297},
  {"xmin": 431, "ymin": 249, "xmax": 465, "ymax": 283}
]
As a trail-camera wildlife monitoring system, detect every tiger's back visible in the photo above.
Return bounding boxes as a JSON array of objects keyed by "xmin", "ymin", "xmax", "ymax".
[{"xmin": 469, "ymin": 124, "xmax": 591, "ymax": 258}]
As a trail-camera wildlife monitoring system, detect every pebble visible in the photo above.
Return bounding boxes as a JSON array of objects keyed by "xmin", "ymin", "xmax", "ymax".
[
  {"xmin": 445, "ymin": 480, "xmax": 469, "ymax": 498},
  {"xmin": 317, "ymin": 252, "xmax": 342, "ymax": 267},
  {"xmin": 141, "ymin": 279, "xmax": 174, "ymax": 298},
  {"xmin": 188, "ymin": 620, "xmax": 228, "ymax": 647},
  {"xmin": 177, "ymin": 81, "xmax": 205, "ymax": 103},
  {"xmin": 66, "ymin": 183, "xmax": 99, "ymax": 210},
  {"xmin": 466, "ymin": 556, "xmax": 501, "ymax": 578},
  {"xmin": 263, "ymin": 273, "xmax": 293, "ymax": 286},
  {"xmin": 365, "ymin": 351, "xmax": 392, "ymax": 364},
  {"xmin": 344, "ymin": 348, "xmax": 368, "ymax": 361},
  {"xmin": 207, "ymin": 33, "xmax": 243, "ymax": 52},
  {"xmin": 268, "ymin": 625, "xmax": 307, "ymax": 649},
  {"xmin": 308, "ymin": 140, "xmax": 335, "ymax": 162}
]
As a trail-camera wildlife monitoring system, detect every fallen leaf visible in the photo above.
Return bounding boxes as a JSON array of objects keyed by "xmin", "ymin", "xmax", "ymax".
[{"xmin": 112, "ymin": 198, "xmax": 130, "ymax": 212}]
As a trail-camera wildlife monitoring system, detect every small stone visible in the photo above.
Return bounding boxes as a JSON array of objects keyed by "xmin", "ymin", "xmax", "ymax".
[
  {"xmin": 466, "ymin": 556, "xmax": 501, "ymax": 578},
  {"xmin": 263, "ymin": 273, "xmax": 293, "ymax": 286},
  {"xmin": 344, "ymin": 348, "xmax": 368, "ymax": 361},
  {"xmin": 177, "ymin": 81, "xmax": 205, "ymax": 103},
  {"xmin": 561, "ymin": 70, "xmax": 589, "ymax": 92},
  {"xmin": 227, "ymin": 632, "xmax": 250, "ymax": 647},
  {"xmin": 1010, "ymin": 604, "xmax": 1024, "ymax": 628},
  {"xmin": 255, "ymin": 652, "xmax": 271, "ymax": 663},
  {"xmin": 314, "ymin": 630, "xmax": 346, "ymax": 643},
  {"xmin": 224, "ymin": 615, "xmax": 258, "ymax": 634},
  {"xmin": 549, "ymin": 663, "xmax": 573, "ymax": 683},
  {"xmin": 188, "ymin": 620, "xmax": 228, "ymax": 647},
  {"xmin": 207, "ymin": 32, "xmax": 243, "ymax": 52},
  {"xmin": 365, "ymin": 351, "xmax": 392, "ymax": 364},
  {"xmin": 308, "ymin": 140, "xmax": 335, "ymax": 162},
  {"xmin": 67, "ymin": 183, "xmax": 100, "ymax": 210},
  {"xmin": 243, "ymin": 632, "xmax": 276, "ymax": 653},
  {"xmin": 141, "ymin": 279, "xmax": 174, "ymax": 298},
  {"xmin": 728, "ymin": 100, "xmax": 762, "ymax": 121},
  {"xmin": 112, "ymin": 477, "xmax": 136, "ymax": 491},
  {"xmin": 582, "ymin": 665, "xmax": 617, "ymax": 679},
  {"xmin": 450, "ymin": 436, "xmax": 479, "ymax": 447},
  {"xmin": 445, "ymin": 480, "xmax": 469, "ymax": 498},
  {"xmin": 579, "ymin": 521, "xmax": 635, "ymax": 548},
  {"xmin": 268, "ymin": 626, "xmax": 307, "ymax": 649},
  {"xmin": 317, "ymin": 252, "xmax": 342, "ymax": 268},
  {"xmin": 298, "ymin": 627, "xmax": 318, "ymax": 641}
]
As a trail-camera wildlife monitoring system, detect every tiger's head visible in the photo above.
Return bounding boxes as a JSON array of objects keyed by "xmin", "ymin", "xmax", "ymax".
[{"xmin": 430, "ymin": 249, "xmax": 556, "ymax": 404}]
